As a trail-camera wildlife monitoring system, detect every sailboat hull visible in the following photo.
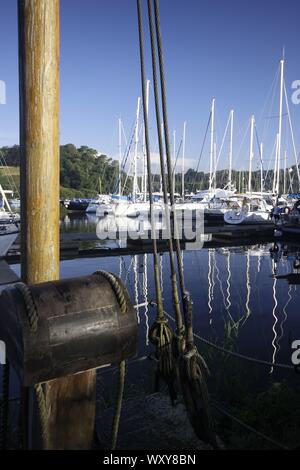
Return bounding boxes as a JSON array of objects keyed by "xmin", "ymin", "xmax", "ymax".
[{"xmin": 0, "ymin": 223, "xmax": 19, "ymax": 257}]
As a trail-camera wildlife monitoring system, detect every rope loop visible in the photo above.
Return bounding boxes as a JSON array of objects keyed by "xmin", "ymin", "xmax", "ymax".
[
  {"xmin": 14, "ymin": 282, "xmax": 49, "ymax": 448},
  {"xmin": 34, "ymin": 383, "xmax": 49, "ymax": 449},
  {"xmin": 94, "ymin": 271, "xmax": 127, "ymax": 315},
  {"xmin": 182, "ymin": 346, "xmax": 210, "ymax": 382},
  {"xmin": 94, "ymin": 270, "xmax": 127, "ymax": 450},
  {"xmin": 15, "ymin": 282, "xmax": 38, "ymax": 332},
  {"xmin": 149, "ymin": 319, "xmax": 174, "ymax": 376},
  {"xmin": 179, "ymin": 347, "xmax": 218, "ymax": 448}
]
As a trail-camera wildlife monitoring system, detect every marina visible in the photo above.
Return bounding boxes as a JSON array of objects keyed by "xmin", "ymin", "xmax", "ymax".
[{"xmin": 0, "ymin": 0, "xmax": 300, "ymax": 457}]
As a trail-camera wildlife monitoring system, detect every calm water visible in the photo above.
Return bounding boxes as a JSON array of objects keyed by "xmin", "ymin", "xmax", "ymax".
[
  {"xmin": 56, "ymin": 213, "xmax": 300, "ymax": 372},
  {"xmin": 9, "ymin": 212, "xmax": 299, "ymax": 374},
  {"xmin": 5, "ymin": 213, "xmax": 300, "ymax": 448}
]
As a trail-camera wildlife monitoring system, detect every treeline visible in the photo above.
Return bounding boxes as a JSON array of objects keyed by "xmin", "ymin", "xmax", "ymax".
[
  {"xmin": 0, "ymin": 144, "xmax": 120, "ymax": 198},
  {"xmin": 180, "ymin": 167, "xmax": 300, "ymax": 195},
  {"xmin": 0, "ymin": 144, "xmax": 299, "ymax": 197}
]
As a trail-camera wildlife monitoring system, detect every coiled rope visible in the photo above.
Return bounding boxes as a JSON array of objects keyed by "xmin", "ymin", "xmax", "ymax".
[
  {"xmin": 94, "ymin": 271, "xmax": 128, "ymax": 450},
  {"xmin": 137, "ymin": 0, "xmax": 176, "ymax": 399},
  {"xmin": 15, "ymin": 283, "xmax": 49, "ymax": 449}
]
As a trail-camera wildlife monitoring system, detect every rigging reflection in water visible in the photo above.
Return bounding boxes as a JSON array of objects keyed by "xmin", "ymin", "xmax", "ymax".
[
  {"xmin": 271, "ymin": 270, "xmax": 279, "ymax": 374},
  {"xmin": 59, "ymin": 215, "xmax": 299, "ymax": 369},
  {"xmin": 207, "ymin": 249, "xmax": 215, "ymax": 322},
  {"xmin": 226, "ymin": 251, "xmax": 231, "ymax": 311},
  {"xmin": 243, "ymin": 250, "xmax": 252, "ymax": 327},
  {"xmin": 115, "ymin": 241, "xmax": 299, "ymax": 369},
  {"xmin": 143, "ymin": 253, "xmax": 150, "ymax": 346}
]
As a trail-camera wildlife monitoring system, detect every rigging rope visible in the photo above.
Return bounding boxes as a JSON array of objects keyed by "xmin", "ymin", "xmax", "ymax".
[
  {"xmin": 211, "ymin": 401, "xmax": 289, "ymax": 450},
  {"xmin": 147, "ymin": 0, "xmax": 185, "ymax": 374},
  {"xmin": 137, "ymin": 0, "xmax": 175, "ymax": 399},
  {"xmin": 191, "ymin": 112, "xmax": 212, "ymax": 193},
  {"xmin": 162, "ymin": 309, "xmax": 294, "ymax": 370},
  {"xmin": 149, "ymin": 0, "xmax": 218, "ymax": 447}
]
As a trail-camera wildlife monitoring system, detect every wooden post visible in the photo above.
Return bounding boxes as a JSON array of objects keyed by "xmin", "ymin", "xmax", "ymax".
[{"xmin": 18, "ymin": 0, "xmax": 96, "ymax": 449}]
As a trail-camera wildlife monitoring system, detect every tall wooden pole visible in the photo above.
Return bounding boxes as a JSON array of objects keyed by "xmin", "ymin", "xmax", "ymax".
[
  {"xmin": 19, "ymin": 0, "xmax": 60, "ymax": 282},
  {"xmin": 18, "ymin": 0, "xmax": 95, "ymax": 449}
]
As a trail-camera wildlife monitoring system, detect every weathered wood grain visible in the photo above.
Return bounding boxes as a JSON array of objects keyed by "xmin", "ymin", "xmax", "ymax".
[{"xmin": 18, "ymin": 0, "xmax": 97, "ymax": 449}]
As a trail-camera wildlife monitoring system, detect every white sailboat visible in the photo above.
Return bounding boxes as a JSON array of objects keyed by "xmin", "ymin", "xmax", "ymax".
[
  {"xmin": 0, "ymin": 222, "xmax": 20, "ymax": 257},
  {"xmin": 0, "ymin": 185, "xmax": 20, "ymax": 256},
  {"xmin": 224, "ymin": 196, "xmax": 272, "ymax": 224}
]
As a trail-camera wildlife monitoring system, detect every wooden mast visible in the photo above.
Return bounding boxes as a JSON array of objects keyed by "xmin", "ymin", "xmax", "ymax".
[{"xmin": 18, "ymin": 0, "xmax": 96, "ymax": 449}]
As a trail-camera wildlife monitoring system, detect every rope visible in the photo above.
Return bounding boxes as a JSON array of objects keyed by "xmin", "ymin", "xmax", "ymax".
[
  {"xmin": 137, "ymin": 0, "xmax": 175, "ymax": 396},
  {"xmin": 151, "ymin": 0, "xmax": 217, "ymax": 447},
  {"xmin": 211, "ymin": 401, "xmax": 289, "ymax": 450},
  {"xmin": 0, "ymin": 361, "xmax": 10, "ymax": 450},
  {"xmin": 94, "ymin": 271, "xmax": 127, "ymax": 450},
  {"xmin": 34, "ymin": 383, "xmax": 49, "ymax": 449},
  {"xmin": 147, "ymin": 0, "xmax": 184, "ymax": 350},
  {"xmin": 153, "ymin": 0, "xmax": 189, "ymax": 309},
  {"xmin": 163, "ymin": 309, "xmax": 294, "ymax": 370},
  {"xmin": 155, "ymin": 306, "xmax": 293, "ymax": 448},
  {"xmin": 110, "ymin": 360, "xmax": 125, "ymax": 450},
  {"xmin": 94, "ymin": 271, "xmax": 127, "ymax": 315},
  {"xmin": 15, "ymin": 282, "xmax": 38, "ymax": 332},
  {"xmin": 191, "ymin": 112, "xmax": 212, "ymax": 193},
  {"xmin": 14, "ymin": 282, "xmax": 49, "ymax": 449}
]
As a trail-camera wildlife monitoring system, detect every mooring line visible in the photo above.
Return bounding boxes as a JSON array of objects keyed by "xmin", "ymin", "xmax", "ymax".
[
  {"xmin": 154, "ymin": 306, "xmax": 294, "ymax": 371},
  {"xmin": 211, "ymin": 401, "xmax": 289, "ymax": 450}
]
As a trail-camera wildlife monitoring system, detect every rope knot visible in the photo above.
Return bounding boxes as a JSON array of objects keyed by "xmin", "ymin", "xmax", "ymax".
[{"xmin": 182, "ymin": 346, "xmax": 210, "ymax": 382}]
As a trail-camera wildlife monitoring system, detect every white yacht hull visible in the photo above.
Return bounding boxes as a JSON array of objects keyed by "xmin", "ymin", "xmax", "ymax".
[
  {"xmin": 89, "ymin": 203, "xmax": 112, "ymax": 216},
  {"xmin": 224, "ymin": 209, "xmax": 271, "ymax": 225},
  {"xmin": 0, "ymin": 224, "xmax": 19, "ymax": 257}
]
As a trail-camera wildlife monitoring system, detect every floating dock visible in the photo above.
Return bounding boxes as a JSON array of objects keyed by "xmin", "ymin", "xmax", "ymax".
[{"xmin": 4, "ymin": 222, "xmax": 276, "ymax": 263}]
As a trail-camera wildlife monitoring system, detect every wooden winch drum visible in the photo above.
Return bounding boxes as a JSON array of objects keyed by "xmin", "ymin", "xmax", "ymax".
[{"xmin": 0, "ymin": 273, "xmax": 137, "ymax": 386}]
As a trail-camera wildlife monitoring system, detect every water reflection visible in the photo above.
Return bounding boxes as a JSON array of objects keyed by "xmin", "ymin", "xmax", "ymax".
[{"xmin": 56, "ymin": 215, "xmax": 300, "ymax": 371}]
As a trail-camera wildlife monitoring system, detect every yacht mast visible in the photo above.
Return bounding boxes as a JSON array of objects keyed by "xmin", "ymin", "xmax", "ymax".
[
  {"xmin": 173, "ymin": 129, "xmax": 176, "ymax": 194},
  {"xmin": 213, "ymin": 142, "xmax": 217, "ymax": 190},
  {"xmin": 133, "ymin": 97, "xmax": 141, "ymax": 201},
  {"xmin": 228, "ymin": 109, "xmax": 234, "ymax": 189},
  {"xmin": 248, "ymin": 114, "xmax": 255, "ymax": 193},
  {"xmin": 276, "ymin": 56, "xmax": 285, "ymax": 194},
  {"xmin": 209, "ymin": 98, "xmax": 215, "ymax": 191},
  {"xmin": 142, "ymin": 80, "xmax": 150, "ymax": 201},
  {"xmin": 273, "ymin": 133, "xmax": 279, "ymax": 193},
  {"xmin": 284, "ymin": 150, "xmax": 287, "ymax": 194},
  {"xmin": 260, "ymin": 142, "xmax": 264, "ymax": 196},
  {"xmin": 160, "ymin": 121, "xmax": 164, "ymax": 193},
  {"xmin": 118, "ymin": 117, "xmax": 122, "ymax": 195},
  {"xmin": 182, "ymin": 121, "xmax": 186, "ymax": 198}
]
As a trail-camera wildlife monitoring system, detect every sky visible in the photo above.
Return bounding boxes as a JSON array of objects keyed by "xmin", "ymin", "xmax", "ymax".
[{"xmin": 1, "ymin": 0, "xmax": 300, "ymax": 174}]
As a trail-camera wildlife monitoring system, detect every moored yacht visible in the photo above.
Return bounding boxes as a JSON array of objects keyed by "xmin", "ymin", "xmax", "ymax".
[{"xmin": 224, "ymin": 197, "xmax": 272, "ymax": 225}]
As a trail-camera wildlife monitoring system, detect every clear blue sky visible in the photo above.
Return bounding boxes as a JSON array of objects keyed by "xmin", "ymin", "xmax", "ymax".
[{"xmin": 1, "ymin": 0, "xmax": 300, "ymax": 173}]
